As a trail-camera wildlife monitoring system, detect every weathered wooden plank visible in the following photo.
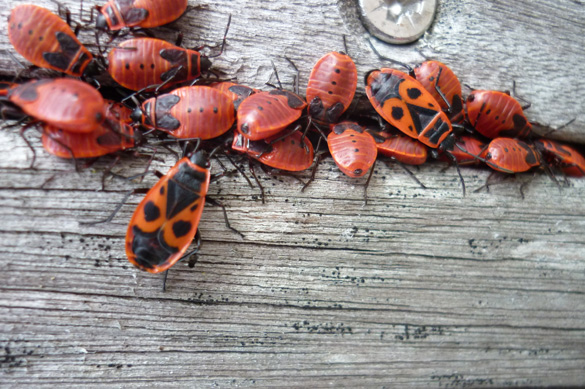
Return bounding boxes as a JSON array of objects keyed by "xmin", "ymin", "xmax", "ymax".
[{"xmin": 1, "ymin": 0, "xmax": 585, "ymax": 387}]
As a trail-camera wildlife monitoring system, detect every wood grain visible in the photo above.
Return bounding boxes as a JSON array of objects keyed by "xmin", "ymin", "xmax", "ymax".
[{"xmin": 1, "ymin": 0, "xmax": 585, "ymax": 387}]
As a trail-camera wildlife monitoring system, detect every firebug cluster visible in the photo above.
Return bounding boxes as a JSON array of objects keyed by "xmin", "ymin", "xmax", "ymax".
[{"xmin": 1, "ymin": 1, "xmax": 583, "ymax": 286}]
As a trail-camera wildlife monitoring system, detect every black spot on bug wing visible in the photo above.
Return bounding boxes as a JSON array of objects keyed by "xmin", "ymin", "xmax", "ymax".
[
  {"xmin": 229, "ymin": 85, "xmax": 254, "ymax": 109},
  {"xmin": 12, "ymin": 79, "xmax": 51, "ymax": 101},
  {"xmin": 518, "ymin": 141, "xmax": 538, "ymax": 165},
  {"xmin": 159, "ymin": 49, "xmax": 187, "ymax": 64},
  {"xmin": 157, "ymin": 114, "xmax": 181, "ymax": 130},
  {"xmin": 122, "ymin": 7, "xmax": 149, "ymax": 24},
  {"xmin": 55, "ymin": 31, "xmax": 80, "ymax": 56},
  {"xmin": 172, "ymin": 220, "xmax": 192, "ymax": 238},
  {"xmin": 326, "ymin": 102, "xmax": 345, "ymax": 124},
  {"xmin": 144, "ymin": 201, "xmax": 161, "ymax": 222},
  {"xmin": 512, "ymin": 113, "xmax": 528, "ymax": 131},
  {"xmin": 270, "ymin": 90, "xmax": 306, "ymax": 109},
  {"xmin": 391, "ymin": 106, "xmax": 404, "ymax": 120},
  {"xmin": 156, "ymin": 94, "xmax": 180, "ymax": 111},
  {"xmin": 407, "ymin": 88, "xmax": 422, "ymax": 99},
  {"xmin": 43, "ymin": 52, "xmax": 70, "ymax": 71}
]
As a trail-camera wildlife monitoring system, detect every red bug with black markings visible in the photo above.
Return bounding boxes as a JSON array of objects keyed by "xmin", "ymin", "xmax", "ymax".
[
  {"xmin": 8, "ymin": 5, "xmax": 94, "ymax": 78},
  {"xmin": 108, "ymin": 37, "xmax": 214, "ymax": 92},
  {"xmin": 232, "ymin": 128, "xmax": 314, "ymax": 172},
  {"xmin": 484, "ymin": 137, "xmax": 541, "ymax": 174},
  {"xmin": 442, "ymin": 135, "xmax": 488, "ymax": 165},
  {"xmin": 8, "ymin": 78, "xmax": 106, "ymax": 133},
  {"xmin": 365, "ymin": 68, "xmax": 454, "ymax": 150},
  {"xmin": 96, "ymin": 0, "xmax": 188, "ymax": 31},
  {"xmin": 328, "ymin": 121, "xmax": 377, "ymax": 178},
  {"xmin": 367, "ymin": 129, "xmax": 428, "ymax": 166},
  {"xmin": 125, "ymin": 148, "xmax": 211, "ymax": 273},
  {"xmin": 534, "ymin": 138, "xmax": 585, "ymax": 177},
  {"xmin": 465, "ymin": 90, "xmax": 533, "ymax": 139},
  {"xmin": 413, "ymin": 60, "xmax": 465, "ymax": 123},
  {"xmin": 42, "ymin": 101, "xmax": 135, "ymax": 159},
  {"xmin": 237, "ymin": 90, "xmax": 307, "ymax": 141},
  {"xmin": 132, "ymin": 85, "xmax": 235, "ymax": 140},
  {"xmin": 306, "ymin": 51, "xmax": 357, "ymax": 125}
]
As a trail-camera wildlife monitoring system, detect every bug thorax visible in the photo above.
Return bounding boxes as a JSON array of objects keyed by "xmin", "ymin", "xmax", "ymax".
[
  {"xmin": 200, "ymin": 57, "xmax": 212, "ymax": 73},
  {"xmin": 189, "ymin": 150, "xmax": 210, "ymax": 168},
  {"xmin": 96, "ymin": 14, "xmax": 108, "ymax": 31}
]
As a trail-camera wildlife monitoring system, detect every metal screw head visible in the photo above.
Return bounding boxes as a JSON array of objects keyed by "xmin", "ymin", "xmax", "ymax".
[{"xmin": 358, "ymin": 0, "xmax": 438, "ymax": 45}]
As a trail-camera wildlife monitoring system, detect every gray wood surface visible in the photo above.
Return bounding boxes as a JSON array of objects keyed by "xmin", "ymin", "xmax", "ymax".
[{"xmin": 1, "ymin": 0, "xmax": 585, "ymax": 387}]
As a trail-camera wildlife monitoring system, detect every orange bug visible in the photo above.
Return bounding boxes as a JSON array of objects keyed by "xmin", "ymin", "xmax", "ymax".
[
  {"xmin": 441, "ymin": 135, "xmax": 488, "ymax": 165},
  {"xmin": 96, "ymin": 0, "xmax": 188, "ymax": 31},
  {"xmin": 413, "ymin": 60, "xmax": 465, "ymax": 123},
  {"xmin": 126, "ymin": 149, "xmax": 210, "ymax": 273},
  {"xmin": 237, "ymin": 90, "xmax": 307, "ymax": 141},
  {"xmin": 484, "ymin": 138, "xmax": 540, "ymax": 173},
  {"xmin": 365, "ymin": 68, "xmax": 454, "ymax": 149},
  {"xmin": 132, "ymin": 85, "xmax": 235, "ymax": 140},
  {"xmin": 327, "ymin": 122, "xmax": 377, "ymax": 178},
  {"xmin": 232, "ymin": 129, "xmax": 314, "ymax": 172},
  {"xmin": 8, "ymin": 78, "xmax": 105, "ymax": 133},
  {"xmin": 107, "ymin": 37, "xmax": 211, "ymax": 91},
  {"xmin": 306, "ymin": 51, "xmax": 357, "ymax": 125},
  {"xmin": 367, "ymin": 130, "xmax": 428, "ymax": 165},
  {"xmin": 465, "ymin": 90, "xmax": 532, "ymax": 139},
  {"xmin": 42, "ymin": 101, "xmax": 135, "ymax": 159},
  {"xmin": 8, "ymin": 5, "xmax": 94, "ymax": 77}
]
